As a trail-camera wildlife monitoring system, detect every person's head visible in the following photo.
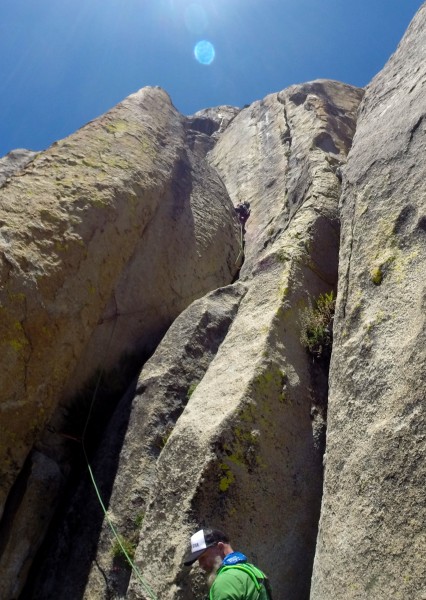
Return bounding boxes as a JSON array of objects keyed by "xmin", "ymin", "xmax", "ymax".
[{"xmin": 183, "ymin": 528, "xmax": 234, "ymax": 575}]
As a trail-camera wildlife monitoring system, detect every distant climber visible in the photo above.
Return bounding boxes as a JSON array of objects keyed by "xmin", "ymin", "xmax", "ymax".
[
  {"xmin": 235, "ymin": 201, "xmax": 251, "ymax": 229},
  {"xmin": 184, "ymin": 528, "xmax": 272, "ymax": 599}
]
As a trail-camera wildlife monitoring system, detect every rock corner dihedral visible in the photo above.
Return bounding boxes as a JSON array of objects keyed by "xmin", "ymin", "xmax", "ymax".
[{"xmin": 0, "ymin": 5, "xmax": 425, "ymax": 599}]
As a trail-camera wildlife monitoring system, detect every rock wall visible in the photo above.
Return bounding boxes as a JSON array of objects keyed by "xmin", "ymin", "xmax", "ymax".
[
  {"xmin": 27, "ymin": 283, "xmax": 247, "ymax": 599},
  {"xmin": 0, "ymin": 149, "xmax": 37, "ymax": 186},
  {"xmin": 0, "ymin": 87, "xmax": 240, "ymax": 599},
  {"xmin": 1, "ymin": 7, "xmax": 424, "ymax": 598},
  {"xmin": 121, "ymin": 80, "xmax": 362, "ymax": 600},
  {"xmin": 13, "ymin": 79, "xmax": 362, "ymax": 600},
  {"xmin": 310, "ymin": 5, "xmax": 426, "ymax": 599}
]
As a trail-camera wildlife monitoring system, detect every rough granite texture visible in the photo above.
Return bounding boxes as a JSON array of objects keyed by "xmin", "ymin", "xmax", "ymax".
[
  {"xmin": 310, "ymin": 5, "xmax": 426, "ymax": 600},
  {"xmin": 0, "ymin": 87, "xmax": 241, "ymax": 597},
  {"xmin": 208, "ymin": 81, "xmax": 362, "ymax": 280},
  {"xmin": 124, "ymin": 80, "xmax": 362, "ymax": 600},
  {"xmin": 28, "ymin": 283, "xmax": 247, "ymax": 599},
  {"xmin": 1, "ymin": 7, "xmax": 425, "ymax": 597},
  {"xmin": 0, "ymin": 149, "xmax": 37, "ymax": 187}
]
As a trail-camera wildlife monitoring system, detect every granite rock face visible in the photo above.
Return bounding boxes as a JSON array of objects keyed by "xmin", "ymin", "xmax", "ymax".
[
  {"xmin": 0, "ymin": 87, "xmax": 241, "ymax": 596},
  {"xmin": 0, "ymin": 149, "xmax": 37, "ymax": 187},
  {"xmin": 14, "ymin": 79, "xmax": 362, "ymax": 600},
  {"xmin": 28, "ymin": 283, "xmax": 247, "ymax": 599},
  {"xmin": 2, "ymin": 7, "xmax": 425, "ymax": 597},
  {"xmin": 123, "ymin": 80, "xmax": 362, "ymax": 600},
  {"xmin": 208, "ymin": 80, "xmax": 362, "ymax": 279},
  {"xmin": 310, "ymin": 5, "xmax": 426, "ymax": 599}
]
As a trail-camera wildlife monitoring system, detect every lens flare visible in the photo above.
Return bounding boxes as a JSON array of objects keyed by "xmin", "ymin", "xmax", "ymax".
[{"xmin": 194, "ymin": 40, "xmax": 215, "ymax": 65}]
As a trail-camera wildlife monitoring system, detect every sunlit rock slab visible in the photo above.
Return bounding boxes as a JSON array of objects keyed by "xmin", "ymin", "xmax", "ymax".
[
  {"xmin": 126, "ymin": 80, "xmax": 363, "ymax": 600},
  {"xmin": 0, "ymin": 86, "xmax": 240, "ymax": 527},
  {"xmin": 311, "ymin": 5, "xmax": 426, "ymax": 599}
]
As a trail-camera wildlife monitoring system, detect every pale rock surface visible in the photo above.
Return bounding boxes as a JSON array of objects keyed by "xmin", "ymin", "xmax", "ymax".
[
  {"xmin": 28, "ymin": 283, "xmax": 246, "ymax": 599},
  {"xmin": 0, "ymin": 148, "xmax": 37, "ymax": 187},
  {"xmin": 310, "ymin": 6, "xmax": 426, "ymax": 600},
  {"xmin": 125, "ymin": 81, "xmax": 363, "ymax": 600},
  {"xmin": 0, "ymin": 85, "xmax": 240, "ymax": 593},
  {"xmin": 209, "ymin": 81, "xmax": 362, "ymax": 280}
]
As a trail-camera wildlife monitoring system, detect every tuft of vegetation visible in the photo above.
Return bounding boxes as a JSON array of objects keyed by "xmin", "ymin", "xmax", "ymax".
[
  {"xmin": 134, "ymin": 512, "xmax": 145, "ymax": 528},
  {"xmin": 153, "ymin": 424, "xmax": 174, "ymax": 453},
  {"xmin": 111, "ymin": 535, "xmax": 137, "ymax": 562},
  {"xmin": 370, "ymin": 266, "xmax": 383, "ymax": 285},
  {"xmin": 300, "ymin": 291, "xmax": 336, "ymax": 360},
  {"xmin": 160, "ymin": 425, "xmax": 174, "ymax": 449}
]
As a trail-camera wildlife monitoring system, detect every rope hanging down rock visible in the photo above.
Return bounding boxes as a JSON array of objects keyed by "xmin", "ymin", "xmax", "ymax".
[{"xmin": 79, "ymin": 300, "xmax": 158, "ymax": 600}]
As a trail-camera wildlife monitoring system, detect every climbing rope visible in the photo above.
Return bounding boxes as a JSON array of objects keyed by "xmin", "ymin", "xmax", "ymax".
[
  {"xmin": 80, "ymin": 304, "xmax": 159, "ymax": 600},
  {"xmin": 235, "ymin": 223, "xmax": 245, "ymax": 265},
  {"xmin": 84, "ymin": 454, "xmax": 158, "ymax": 600}
]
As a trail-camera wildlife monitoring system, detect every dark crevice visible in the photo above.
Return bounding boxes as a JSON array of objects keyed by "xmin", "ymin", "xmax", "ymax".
[
  {"xmin": 21, "ymin": 281, "xmax": 246, "ymax": 599},
  {"xmin": 19, "ymin": 349, "xmax": 149, "ymax": 600},
  {"xmin": 0, "ymin": 457, "xmax": 33, "ymax": 559},
  {"xmin": 408, "ymin": 114, "xmax": 424, "ymax": 146}
]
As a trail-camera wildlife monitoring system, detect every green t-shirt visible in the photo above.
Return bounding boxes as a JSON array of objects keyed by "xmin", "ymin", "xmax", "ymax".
[{"xmin": 209, "ymin": 564, "xmax": 271, "ymax": 600}]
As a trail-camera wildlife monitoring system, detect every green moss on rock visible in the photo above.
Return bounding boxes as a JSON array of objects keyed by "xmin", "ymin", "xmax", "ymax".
[{"xmin": 370, "ymin": 266, "xmax": 383, "ymax": 285}]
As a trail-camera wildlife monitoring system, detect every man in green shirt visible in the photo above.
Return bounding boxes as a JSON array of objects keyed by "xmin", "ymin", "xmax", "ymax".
[{"xmin": 184, "ymin": 528, "xmax": 272, "ymax": 599}]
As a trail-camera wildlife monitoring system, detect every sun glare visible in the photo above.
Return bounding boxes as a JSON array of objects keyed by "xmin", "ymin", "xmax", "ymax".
[{"xmin": 184, "ymin": 3, "xmax": 208, "ymax": 35}]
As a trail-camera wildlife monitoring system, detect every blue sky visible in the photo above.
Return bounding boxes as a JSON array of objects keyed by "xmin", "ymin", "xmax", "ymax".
[{"xmin": 0, "ymin": 0, "xmax": 423, "ymax": 156}]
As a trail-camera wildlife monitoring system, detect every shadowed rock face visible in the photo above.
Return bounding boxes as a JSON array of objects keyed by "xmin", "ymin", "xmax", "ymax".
[
  {"xmin": 185, "ymin": 105, "xmax": 240, "ymax": 157},
  {"xmin": 310, "ymin": 5, "xmax": 426, "ymax": 600},
  {"xmin": 28, "ymin": 283, "xmax": 247, "ymax": 599},
  {"xmin": 0, "ymin": 87, "xmax": 241, "ymax": 598}
]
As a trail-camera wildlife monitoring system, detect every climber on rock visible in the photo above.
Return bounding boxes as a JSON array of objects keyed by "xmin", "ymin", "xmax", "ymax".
[
  {"xmin": 235, "ymin": 201, "xmax": 251, "ymax": 229},
  {"xmin": 184, "ymin": 528, "xmax": 272, "ymax": 599}
]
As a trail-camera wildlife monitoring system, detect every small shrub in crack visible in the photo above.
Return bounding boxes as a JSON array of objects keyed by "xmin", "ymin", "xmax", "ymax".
[
  {"xmin": 134, "ymin": 512, "xmax": 145, "ymax": 528},
  {"xmin": 111, "ymin": 534, "xmax": 137, "ymax": 562},
  {"xmin": 300, "ymin": 291, "xmax": 335, "ymax": 361}
]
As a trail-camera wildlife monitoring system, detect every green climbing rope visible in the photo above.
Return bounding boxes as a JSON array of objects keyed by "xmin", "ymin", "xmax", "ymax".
[
  {"xmin": 235, "ymin": 223, "xmax": 245, "ymax": 265},
  {"xmin": 81, "ymin": 311, "xmax": 158, "ymax": 600}
]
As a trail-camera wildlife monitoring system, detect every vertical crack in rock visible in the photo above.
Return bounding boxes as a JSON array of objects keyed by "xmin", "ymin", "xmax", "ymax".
[
  {"xmin": 311, "ymin": 5, "xmax": 426, "ymax": 599},
  {"xmin": 337, "ymin": 178, "xmax": 358, "ymax": 322},
  {"xmin": 407, "ymin": 113, "xmax": 424, "ymax": 148},
  {"xmin": 24, "ymin": 284, "xmax": 246, "ymax": 599},
  {"xmin": 120, "ymin": 80, "xmax": 363, "ymax": 600},
  {"xmin": 0, "ymin": 86, "xmax": 241, "ymax": 598},
  {"xmin": 276, "ymin": 92, "xmax": 294, "ymax": 234}
]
